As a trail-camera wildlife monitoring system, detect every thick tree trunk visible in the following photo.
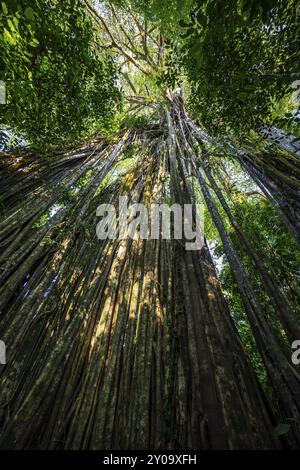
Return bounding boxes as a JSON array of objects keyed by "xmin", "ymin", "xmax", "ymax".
[{"xmin": 0, "ymin": 116, "xmax": 279, "ymax": 449}]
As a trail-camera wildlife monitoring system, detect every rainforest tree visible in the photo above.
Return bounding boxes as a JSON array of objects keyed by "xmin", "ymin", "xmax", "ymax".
[{"xmin": 0, "ymin": 0, "xmax": 299, "ymax": 450}]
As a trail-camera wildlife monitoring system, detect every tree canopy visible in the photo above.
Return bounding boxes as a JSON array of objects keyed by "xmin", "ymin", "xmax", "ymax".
[{"xmin": 0, "ymin": 0, "xmax": 121, "ymax": 150}]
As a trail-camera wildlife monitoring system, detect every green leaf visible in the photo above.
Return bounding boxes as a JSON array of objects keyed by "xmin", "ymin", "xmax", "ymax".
[
  {"xmin": 13, "ymin": 17, "xmax": 19, "ymax": 30},
  {"xmin": 24, "ymin": 6, "xmax": 35, "ymax": 20},
  {"xmin": 196, "ymin": 11, "xmax": 207, "ymax": 27},
  {"xmin": 1, "ymin": 1, "xmax": 8, "ymax": 15},
  {"xmin": 274, "ymin": 423, "xmax": 291, "ymax": 437},
  {"xmin": 7, "ymin": 18, "xmax": 15, "ymax": 33},
  {"xmin": 3, "ymin": 27, "xmax": 15, "ymax": 45},
  {"xmin": 29, "ymin": 38, "xmax": 39, "ymax": 47},
  {"xmin": 180, "ymin": 27, "xmax": 194, "ymax": 39},
  {"xmin": 178, "ymin": 19, "xmax": 193, "ymax": 28}
]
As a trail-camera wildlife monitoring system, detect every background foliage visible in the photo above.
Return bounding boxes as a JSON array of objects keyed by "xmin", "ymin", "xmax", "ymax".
[{"xmin": 0, "ymin": 0, "xmax": 122, "ymax": 150}]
